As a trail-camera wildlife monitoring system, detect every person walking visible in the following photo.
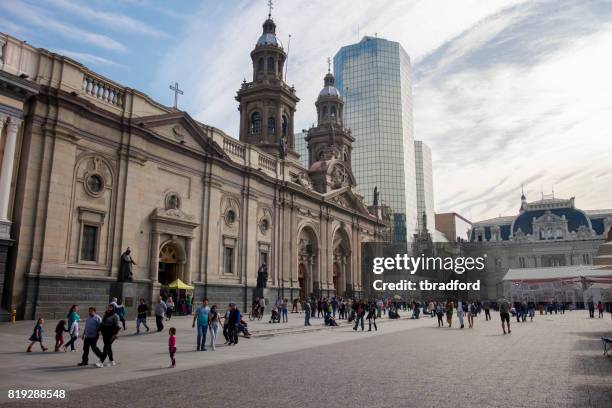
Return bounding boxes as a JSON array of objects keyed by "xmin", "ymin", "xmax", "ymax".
[
  {"xmin": 467, "ymin": 302, "xmax": 476, "ymax": 329},
  {"xmin": 168, "ymin": 327, "xmax": 177, "ymax": 368},
  {"xmin": 367, "ymin": 305, "xmax": 378, "ymax": 331},
  {"xmin": 209, "ymin": 305, "xmax": 220, "ymax": 351},
  {"xmin": 116, "ymin": 300, "xmax": 127, "ymax": 330},
  {"xmin": 331, "ymin": 297, "xmax": 338, "ymax": 318},
  {"xmin": 484, "ymin": 300, "xmax": 491, "ymax": 321},
  {"xmin": 597, "ymin": 301, "xmax": 604, "ymax": 318},
  {"xmin": 282, "ymin": 298, "xmax": 289, "ymax": 323},
  {"xmin": 96, "ymin": 304, "xmax": 121, "ymax": 367},
  {"xmin": 136, "ymin": 298, "xmax": 150, "ymax": 334},
  {"xmin": 303, "ymin": 300, "xmax": 312, "ymax": 326},
  {"xmin": 353, "ymin": 301, "xmax": 365, "ymax": 331},
  {"xmin": 588, "ymin": 300, "xmax": 595, "ymax": 318},
  {"xmin": 445, "ymin": 300, "xmax": 454, "ymax": 328},
  {"xmin": 528, "ymin": 301, "xmax": 536, "ymax": 321},
  {"xmin": 436, "ymin": 302, "xmax": 444, "ymax": 327},
  {"xmin": 166, "ymin": 297, "xmax": 175, "ymax": 320},
  {"xmin": 67, "ymin": 305, "xmax": 80, "ymax": 332},
  {"xmin": 457, "ymin": 300, "xmax": 465, "ymax": 329},
  {"xmin": 78, "ymin": 307, "xmax": 103, "ymax": 366},
  {"xmin": 64, "ymin": 316, "xmax": 79, "ymax": 352},
  {"xmin": 192, "ymin": 299, "xmax": 210, "ymax": 351},
  {"xmin": 27, "ymin": 318, "xmax": 48, "ymax": 352},
  {"xmin": 499, "ymin": 298, "xmax": 511, "ymax": 335},
  {"xmin": 54, "ymin": 320, "xmax": 68, "ymax": 352},
  {"xmin": 228, "ymin": 303, "xmax": 241, "ymax": 345},
  {"xmin": 155, "ymin": 296, "xmax": 167, "ymax": 332}
]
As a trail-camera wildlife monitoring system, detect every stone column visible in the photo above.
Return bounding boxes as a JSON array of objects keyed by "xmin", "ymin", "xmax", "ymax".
[
  {"xmin": 0, "ymin": 116, "xmax": 20, "ymax": 239},
  {"xmin": 184, "ymin": 236, "xmax": 193, "ymax": 283},
  {"xmin": 150, "ymin": 232, "xmax": 160, "ymax": 282}
]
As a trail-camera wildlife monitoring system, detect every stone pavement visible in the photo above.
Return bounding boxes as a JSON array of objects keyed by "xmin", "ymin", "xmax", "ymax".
[{"xmin": 0, "ymin": 311, "xmax": 611, "ymax": 407}]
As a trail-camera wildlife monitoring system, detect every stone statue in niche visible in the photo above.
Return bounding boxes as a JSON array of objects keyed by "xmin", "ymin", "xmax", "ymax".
[
  {"xmin": 118, "ymin": 247, "xmax": 136, "ymax": 282},
  {"xmin": 168, "ymin": 194, "xmax": 180, "ymax": 210},
  {"xmin": 256, "ymin": 263, "xmax": 268, "ymax": 288}
]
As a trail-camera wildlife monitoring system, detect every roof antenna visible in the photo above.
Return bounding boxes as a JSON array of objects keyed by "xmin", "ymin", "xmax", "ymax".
[
  {"xmin": 552, "ymin": 184, "xmax": 555, "ymax": 198},
  {"xmin": 357, "ymin": 24, "xmax": 360, "ymax": 40},
  {"xmin": 284, "ymin": 34, "xmax": 291, "ymax": 80},
  {"xmin": 327, "ymin": 56, "xmax": 331, "ymax": 73}
]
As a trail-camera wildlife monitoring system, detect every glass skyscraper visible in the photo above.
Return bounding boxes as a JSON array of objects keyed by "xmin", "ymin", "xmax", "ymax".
[
  {"xmin": 334, "ymin": 36, "xmax": 417, "ymax": 243},
  {"xmin": 414, "ymin": 140, "xmax": 435, "ymax": 234}
]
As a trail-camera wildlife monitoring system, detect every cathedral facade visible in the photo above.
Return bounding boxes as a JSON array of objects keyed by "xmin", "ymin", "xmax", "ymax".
[{"xmin": 0, "ymin": 15, "xmax": 385, "ymax": 319}]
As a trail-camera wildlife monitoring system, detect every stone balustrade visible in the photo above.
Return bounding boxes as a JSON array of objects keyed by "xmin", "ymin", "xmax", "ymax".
[
  {"xmin": 223, "ymin": 137, "xmax": 246, "ymax": 159},
  {"xmin": 82, "ymin": 74, "xmax": 124, "ymax": 107}
]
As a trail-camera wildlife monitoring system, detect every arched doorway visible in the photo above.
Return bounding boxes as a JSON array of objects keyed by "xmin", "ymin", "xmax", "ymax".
[
  {"xmin": 333, "ymin": 263, "xmax": 339, "ymax": 296},
  {"xmin": 298, "ymin": 263, "xmax": 307, "ymax": 300},
  {"xmin": 158, "ymin": 242, "xmax": 182, "ymax": 286},
  {"xmin": 332, "ymin": 227, "xmax": 351, "ymax": 297},
  {"xmin": 297, "ymin": 226, "xmax": 318, "ymax": 298}
]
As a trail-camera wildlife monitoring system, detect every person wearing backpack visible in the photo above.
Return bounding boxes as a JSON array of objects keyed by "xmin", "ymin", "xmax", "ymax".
[
  {"xmin": 436, "ymin": 301, "xmax": 445, "ymax": 327},
  {"xmin": 467, "ymin": 302, "xmax": 477, "ymax": 328}
]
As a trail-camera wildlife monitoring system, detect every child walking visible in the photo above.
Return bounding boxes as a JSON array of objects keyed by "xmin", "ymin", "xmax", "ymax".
[
  {"xmin": 54, "ymin": 320, "xmax": 67, "ymax": 352},
  {"xmin": 168, "ymin": 327, "xmax": 176, "ymax": 368},
  {"xmin": 64, "ymin": 317, "xmax": 79, "ymax": 352},
  {"xmin": 27, "ymin": 318, "xmax": 48, "ymax": 352}
]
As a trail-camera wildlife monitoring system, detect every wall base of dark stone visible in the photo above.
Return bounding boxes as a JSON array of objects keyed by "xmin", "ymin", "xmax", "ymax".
[
  {"xmin": 23, "ymin": 276, "xmax": 151, "ymax": 320},
  {"xmin": 0, "ymin": 239, "xmax": 13, "ymax": 320}
]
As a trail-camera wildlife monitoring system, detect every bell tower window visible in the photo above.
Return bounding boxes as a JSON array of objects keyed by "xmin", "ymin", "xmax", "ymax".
[
  {"xmin": 268, "ymin": 117, "xmax": 276, "ymax": 134},
  {"xmin": 331, "ymin": 106, "xmax": 336, "ymax": 117},
  {"xmin": 250, "ymin": 112, "xmax": 261, "ymax": 134},
  {"xmin": 322, "ymin": 106, "xmax": 328, "ymax": 118},
  {"xmin": 267, "ymin": 57, "xmax": 275, "ymax": 73},
  {"xmin": 258, "ymin": 58, "xmax": 264, "ymax": 72}
]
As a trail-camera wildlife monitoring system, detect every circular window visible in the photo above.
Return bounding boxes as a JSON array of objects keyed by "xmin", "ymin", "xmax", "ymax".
[
  {"xmin": 225, "ymin": 209, "xmax": 236, "ymax": 224},
  {"xmin": 260, "ymin": 218, "xmax": 269, "ymax": 233},
  {"xmin": 85, "ymin": 174, "xmax": 104, "ymax": 195}
]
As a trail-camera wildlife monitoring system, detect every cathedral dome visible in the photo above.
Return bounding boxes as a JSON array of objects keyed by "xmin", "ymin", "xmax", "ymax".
[
  {"xmin": 257, "ymin": 18, "xmax": 279, "ymax": 46},
  {"xmin": 318, "ymin": 72, "xmax": 341, "ymax": 97}
]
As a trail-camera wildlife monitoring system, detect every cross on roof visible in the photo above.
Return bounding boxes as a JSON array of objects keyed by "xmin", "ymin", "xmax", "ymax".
[
  {"xmin": 327, "ymin": 57, "xmax": 331, "ymax": 73},
  {"xmin": 169, "ymin": 82, "xmax": 184, "ymax": 109},
  {"xmin": 268, "ymin": 0, "xmax": 273, "ymax": 18}
]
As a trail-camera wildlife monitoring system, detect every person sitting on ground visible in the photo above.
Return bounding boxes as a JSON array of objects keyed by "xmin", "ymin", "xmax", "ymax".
[
  {"xmin": 238, "ymin": 317, "xmax": 251, "ymax": 338},
  {"xmin": 388, "ymin": 307, "xmax": 400, "ymax": 319},
  {"xmin": 325, "ymin": 314, "xmax": 338, "ymax": 326}
]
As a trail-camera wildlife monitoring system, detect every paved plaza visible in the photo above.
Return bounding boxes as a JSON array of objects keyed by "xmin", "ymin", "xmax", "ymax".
[{"xmin": 0, "ymin": 311, "xmax": 611, "ymax": 407}]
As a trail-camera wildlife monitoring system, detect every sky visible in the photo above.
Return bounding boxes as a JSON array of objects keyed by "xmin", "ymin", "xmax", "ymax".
[{"xmin": 1, "ymin": 0, "xmax": 611, "ymax": 222}]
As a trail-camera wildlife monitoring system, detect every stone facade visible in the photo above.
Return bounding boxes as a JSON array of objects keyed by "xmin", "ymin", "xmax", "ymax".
[
  {"xmin": 463, "ymin": 194, "xmax": 612, "ymax": 300},
  {"xmin": 0, "ymin": 16, "xmax": 385, "ymax": 319}
]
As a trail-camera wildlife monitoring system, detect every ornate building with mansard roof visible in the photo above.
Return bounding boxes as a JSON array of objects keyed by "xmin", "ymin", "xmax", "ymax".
[
  {"xmin": 462, "ymin": 192, "xmax": 612, "ymax": 300},
  {"xmin": 0, "ymin": 14, "xmax": 386, "ymax": 319}
]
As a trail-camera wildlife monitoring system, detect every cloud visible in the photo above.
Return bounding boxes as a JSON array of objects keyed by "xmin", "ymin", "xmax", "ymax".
[
  {"xmin": 54, "ymin": 49, "xmax": 124, "ymax": 68},
  {"xmin": 0, "ymin": 0, "xmax": 127, "ymax": 52},
  {"xmin": 413, "ymin": 0, "xmax": 612, "ymax": 221},
  {"xmin": 43, "ymin": 0, "xmax": 170, "ymax": 38}
]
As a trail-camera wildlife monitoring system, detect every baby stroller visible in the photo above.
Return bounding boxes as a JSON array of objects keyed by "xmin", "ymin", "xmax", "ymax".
[{"xmin": 269, "ymin": 306, "xmax": 281, "ymax": 324}]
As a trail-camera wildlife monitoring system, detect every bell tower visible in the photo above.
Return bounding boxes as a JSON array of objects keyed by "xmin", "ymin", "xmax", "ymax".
[
  {"xmin": 305, "ymin": 63, "xmax": 354, "ymax": 168},
  {"xmin": 236, "ymin": 6, "xmax": 300, "ymax": 159}
]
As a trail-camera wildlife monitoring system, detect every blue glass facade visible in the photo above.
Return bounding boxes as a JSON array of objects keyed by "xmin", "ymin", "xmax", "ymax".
[{"xmin": 334, "ymin": 37, "xmax": 417, "ymax": 243}]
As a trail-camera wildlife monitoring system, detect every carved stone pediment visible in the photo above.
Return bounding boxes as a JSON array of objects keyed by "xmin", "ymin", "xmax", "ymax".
[{"xmin": 150, "ymin": 207, "xmax": 199, "ymax": 236}]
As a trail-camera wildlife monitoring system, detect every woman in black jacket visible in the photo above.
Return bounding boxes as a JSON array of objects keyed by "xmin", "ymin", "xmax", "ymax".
[{"xmin": 96, "ymin": 304, "xmax": 120, "ymax": 367}]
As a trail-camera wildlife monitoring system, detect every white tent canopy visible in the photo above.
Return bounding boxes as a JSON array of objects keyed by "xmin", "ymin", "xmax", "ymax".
[{"xmin": 503, "ymin": 265, "xmax": 612, "ymax": 282}]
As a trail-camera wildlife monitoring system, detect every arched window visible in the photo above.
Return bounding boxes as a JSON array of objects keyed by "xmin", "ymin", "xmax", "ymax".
[
  {"xmin": 267, "ymin": 57, "xmax": 275, "ymax": 73},
  {"xmin": 257, "ymin": 58, "xmax": 264, "ymax": 72},
  {"xmin": 331, "ymin": 106, "xmax": 336, "ymax": 117},
  {"xmin": 250, "ymin": 112, "xmax": 261, "ymax": 134},
  {"xmin": 278, "ymin": 60, "xmax": 283, "ymax": 78},
  {"xmin": 282, "ymin": 115, "xmax": 288, "ymax": 137},
  {"xmin": 268, "ymin": 117, "xmax": 276, "ymax": 134},
  {"xmin": 322, "ymin": 106, "xmax": 328, "ymax": 118}
]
